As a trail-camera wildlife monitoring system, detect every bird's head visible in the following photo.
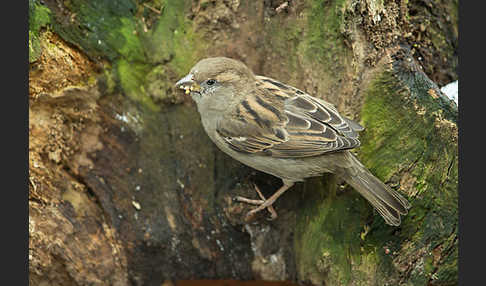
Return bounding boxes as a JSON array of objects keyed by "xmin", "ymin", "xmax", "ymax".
[{"xmin": 175, "ymin": 57, "xmax": 255, "ymax": 109}]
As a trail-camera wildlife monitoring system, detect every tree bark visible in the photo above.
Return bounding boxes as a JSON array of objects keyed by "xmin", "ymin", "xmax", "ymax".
[{"xmin": 29, "ymin": 0, "xmax": 458, "ymax": 285}]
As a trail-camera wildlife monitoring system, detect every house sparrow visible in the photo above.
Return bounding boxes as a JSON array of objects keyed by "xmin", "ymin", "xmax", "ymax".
[{"xmin": 176, "ymin": 57, "xmax": 411, "ymax": 226}]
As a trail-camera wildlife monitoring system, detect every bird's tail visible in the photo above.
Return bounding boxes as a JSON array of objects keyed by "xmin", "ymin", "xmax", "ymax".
[{"xmin": 338, "ymin": 153, "xmax": 411, "ymax": 226}]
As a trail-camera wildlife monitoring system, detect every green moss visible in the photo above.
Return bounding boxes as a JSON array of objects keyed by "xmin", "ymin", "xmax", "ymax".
[
  {"xmin": 434, "ymin": 246, "xmax": 458, "ymax": 284},
  {"xmin": 294, "ymin": 66, "xmax": 457, "ymax": 285},
  {"xmin": 114, "ymin": 0, "xmax": 201, "ymax": 109},
  {"xmin": 144, "ymin": 65, "xmax": 169, "ymax": 102},
  {"xmin": 102, "ymin": 66, "xmax": 117, "ymax": 94},
  {"xmin": 46, "ymin": 0, "xmax": 204, "ymax": 110},
  {"xmin": 294, "ymin": 175, "xmax": 379, "ymax": 285},
  {"xmin": 305, "ymin": 0, "xmax": 348, "ymax": 66},
  {"xmin": 51, "ymin": 0, "xmax": 144, "ymax": 62},
  {"xmin": 265, "ymin": 15, "xmax": 304, "ymax": 79},
  {"xmin": 359, "ymin": 71, "xmax": 458, "ymax": 285},
  {"xmin": 272, "ymin": 0, "xmax": 348, "ymax": 67},
  {"xmin": 358, "ymin": 75, "xmax": 431, "ymax": 180},
  {"xmin": 29, "ymin": 0, "xmax": 51, "ymax": 32},
  {"xmin": 110, "ymin": 17, "xmax": 146, "ymax": 62},
  {"xmin": 140, "ymin": 0, "xmax": 201, "ymax": 76},
  {"xmin": 29, "ymin": 0, "xmax": 51, "ymax": 63},
  {"xmin": 262, "ymin": 0, "xmax": 350, "ymax": 87},
  {"xmin": 117, "ymin": 59, "xmax": 159, "ymax": 111}
]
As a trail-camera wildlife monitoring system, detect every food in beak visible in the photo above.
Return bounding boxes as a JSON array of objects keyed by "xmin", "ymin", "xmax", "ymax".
[
  {"xmin": 179, "ymin": 85, "xmax": 192, "ymax": 94},
  {"xmin": 176, "ymin": 74, "xmax": 198, "ymax": 95}
]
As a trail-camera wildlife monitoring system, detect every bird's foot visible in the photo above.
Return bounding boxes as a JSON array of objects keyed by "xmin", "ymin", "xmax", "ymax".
[{"xmin": 234, "ymin": 184, "xmax": 278, "ymax": 221}]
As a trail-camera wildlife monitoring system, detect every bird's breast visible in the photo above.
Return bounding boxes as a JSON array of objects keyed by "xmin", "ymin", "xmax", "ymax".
[{"xmin": 200, "ymin": 118, "xmax": 333, "ymax": 182}]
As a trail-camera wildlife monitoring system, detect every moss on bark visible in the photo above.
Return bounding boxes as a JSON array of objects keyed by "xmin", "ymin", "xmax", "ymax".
[
  {"xmin": 291, "ymin": 61, "xmax": 457, "ymax": 286},
  {"xmin": 43, "ymin": 0, "xmax": 205, "ymax": 111},
  {"xmin": 359, "ymin": 69, "xmax": 458, "ymax": 285},
  {"xmin": 29, "ymin": 0, "xmax": 51, "ymax": 63}
]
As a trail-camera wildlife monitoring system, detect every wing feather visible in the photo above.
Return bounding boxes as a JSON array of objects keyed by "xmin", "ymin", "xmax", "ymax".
[{"xmin": 216, "ymin": 76, "xmax": 365, "ymax": 158}]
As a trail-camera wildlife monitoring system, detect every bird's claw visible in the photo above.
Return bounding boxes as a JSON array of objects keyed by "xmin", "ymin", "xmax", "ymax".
[{"xmin": 235, "ymin": 184, "xmax": 278, "ymax": 221}]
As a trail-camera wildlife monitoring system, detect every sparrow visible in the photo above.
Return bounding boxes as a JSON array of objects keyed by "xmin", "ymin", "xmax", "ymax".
[{"xmin": 175, "ymin": 57, "xmax": 411, "ymax": 226}]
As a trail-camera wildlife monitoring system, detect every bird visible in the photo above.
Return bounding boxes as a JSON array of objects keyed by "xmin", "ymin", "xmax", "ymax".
[{"xmin": 175, "ymin": 57, "xmax": 411, "ymax": 226}]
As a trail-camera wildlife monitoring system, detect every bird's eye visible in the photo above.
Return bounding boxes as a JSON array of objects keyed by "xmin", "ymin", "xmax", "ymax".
[{"xmin": 206, "ymin": 79, "xmax": 216, "ymax": 86}]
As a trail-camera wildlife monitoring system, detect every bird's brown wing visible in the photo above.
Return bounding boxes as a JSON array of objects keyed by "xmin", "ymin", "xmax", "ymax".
[{"xmin": 216, "ymin": 76, "xmax": 364, "ymax": 158}]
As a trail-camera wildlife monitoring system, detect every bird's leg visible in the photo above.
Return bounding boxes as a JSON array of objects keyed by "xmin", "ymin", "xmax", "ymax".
[
  {"xmin": 234, "ymin": 196, "xmax": 264, "ymax": 205},
  {"xmin": 253, "ymin": 184, "xmax": 277, "ymax": 219},
  {"xmin": 235, "ymin": 181, "xmax": 294, "ymax": 221},
  {"xmin": 246, "ymin": 183, "xmax": 293, "ymax": 220},
  {"xmin": 234, "ymin": 184, "xmax": 276, "ymax": 218}
]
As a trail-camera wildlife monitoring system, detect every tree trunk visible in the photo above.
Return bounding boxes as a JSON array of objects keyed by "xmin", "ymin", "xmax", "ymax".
[{"xmin": 29, "ymin": 0, "xmax": 458, "ymax": 285}]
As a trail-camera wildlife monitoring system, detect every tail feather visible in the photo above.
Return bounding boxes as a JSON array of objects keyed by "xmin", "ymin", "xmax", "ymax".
[{"xmin": 340, "ymin": 154, "xmax": 411, "ymax": 226}]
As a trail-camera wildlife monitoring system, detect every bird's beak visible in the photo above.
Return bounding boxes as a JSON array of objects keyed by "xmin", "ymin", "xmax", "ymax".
[{"xmin": 175, "ymin": 73, "xmax": 200, "ymax": 95}]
